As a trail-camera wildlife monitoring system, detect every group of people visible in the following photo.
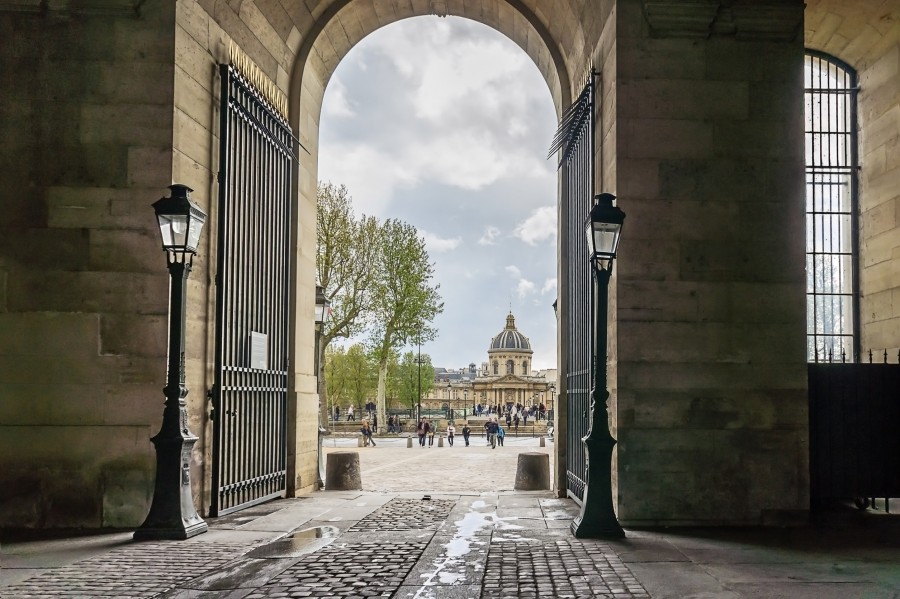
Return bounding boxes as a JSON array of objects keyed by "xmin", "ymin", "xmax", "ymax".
[
  {"xmin": 415, "ymin": 418, "xmax": 477, "ymax": 447},
  {"xmin": 473, "ymin": 402, "xmax": 549, "ymax": 423}
]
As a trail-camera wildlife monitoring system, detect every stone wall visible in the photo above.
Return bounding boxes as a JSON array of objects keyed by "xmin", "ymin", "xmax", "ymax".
[
  {"xmin": 0, "ymin": 3, "xmax": 177, "ymax": 528},
  {"xmin": 612, "ymin": 0, "xmax": 810, "ymax": 526},
  {"xmin": 806, "ymin": 0, "xmax": 900, "ymax": 355}
]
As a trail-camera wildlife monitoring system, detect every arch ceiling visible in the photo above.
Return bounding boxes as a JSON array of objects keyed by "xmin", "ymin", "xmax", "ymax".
[
  {"xmin": 285, "ymin": 0, "xmax": 589, "ymax": 132},
  {"xmin": 805, "ymin": 0, "xmax": 900, "ymax": 69}
]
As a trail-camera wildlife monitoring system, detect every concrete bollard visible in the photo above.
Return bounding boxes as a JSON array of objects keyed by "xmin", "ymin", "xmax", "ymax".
[
  {"xmin": 325, "ymin": 451, "xmax": 362, "ymax": 490},
  {"xmin": 514, "ymin": 452, "xmax": 550, "ymax": 490},
  {"xmin": 438, "ymin": 435, "xmax": 444, "ymax": 447},
  {"xmin": 539, "ymin": 436, "xmax": 546, "ymax": 447},
  {"xmin": 357, "ymin": 435, "xmax": 365, "ymax": 447},
  {"xmin": 407, "ymin": 437, "xmax": 413, "ymax": 448}
]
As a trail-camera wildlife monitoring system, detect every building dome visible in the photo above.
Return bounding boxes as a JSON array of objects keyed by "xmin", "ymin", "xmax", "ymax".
[{"xmin": 489, "ymin": 312, "xmax": 532, "ymax": 351}]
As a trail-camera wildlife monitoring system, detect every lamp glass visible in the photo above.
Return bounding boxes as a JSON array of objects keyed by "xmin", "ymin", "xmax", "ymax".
[{"xmin": 153, "ymin": 185, "xmax": 207, "ymax": 255}]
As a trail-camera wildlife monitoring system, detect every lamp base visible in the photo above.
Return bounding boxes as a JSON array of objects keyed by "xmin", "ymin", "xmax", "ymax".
[
  {"xmin": 570, "ymin": 514, "xmax": 625, "ymax": 539},
  {"xmin": 134, "ymin": 519, "xmax": 208, "ymax": 541}
]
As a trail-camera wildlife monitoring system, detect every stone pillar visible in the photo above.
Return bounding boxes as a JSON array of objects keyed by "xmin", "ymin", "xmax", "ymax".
[{"xmin": 611, "ymin": 0, "xmax": 808, "ymax": 526}]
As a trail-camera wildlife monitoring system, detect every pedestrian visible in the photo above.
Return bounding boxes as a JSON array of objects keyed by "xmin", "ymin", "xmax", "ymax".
[
  {"xmin": 347, "ymin": 405, "xmax": 355, "ymax": 421},
  {"xmin": 428, "ymin": 420, "xmax": 436, "ymax": 446},
  {"xmin": 388, "ymin": 415, "xmax": 395, "ymax": 433},
  {"xmin": 505, "ymin": 411, "xmax": 512, "ymax": 427},
  {"xmin": 513, "ymin": 413, "xmax": 520, "ymax": 433},
  {"xmin": 447, "ymin": 422, "xmax": 455, "ymax": 446},
  {"xmin": 462, "ymin": 422, "xmax": 471, "ymax": 446},
  {"xmin": 372, "ymin": 413, "xmax": 377, "ymax": 431},
  {"xmin": 497, "ymin": 424, "xmax": 505, "ymax": 447},
  {"xmin": 483, "ymin": 421, "xmax": 491, "ymax": 446},
  {"xmin": 486, "ymin": 418, "xmax": 499, "ymax": 449},
  {"xmin": 360, "ymin": 420, "xmax": 376, "ymax": 447},
  {"xmin": 417, "ymin": 417, "xmax": 427, "ymax": 447},
  {"xmin": 522, "ymin": 410, "xmax": 527, "ymax": 425},
  {"xmin": 334, "ymin": 405, "xmax": 340, "ymax": 421}
]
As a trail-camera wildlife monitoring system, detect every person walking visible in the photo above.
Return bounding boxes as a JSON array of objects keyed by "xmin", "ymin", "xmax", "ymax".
[
  {"xmin": 486, "ymin": 418, "xmax": 499, "ymax": 449},
  {"xmin": 497, "ymin": 424, "xmax": 505, "ymax": 447},
  {"xmin": 360, "ymin": 420, "xmax": 376, "ymax": 447},
  {"xmin": 462, "ymin": 422, "xmax": 471, "ymax": 446},
  {"xmin": 428, "ymin": 420, "xmax": 436, "ymax": 447},
  {"xmin": 447, "ymin": 422, "xmax": 455, "ymax": 446},
  {"xmin": 417, "ymin": 417, "xmax": 427, "ymax": 447},
  {"xmin": 347, "ymin": 405, "xmax": 355, "ymax": 421}
]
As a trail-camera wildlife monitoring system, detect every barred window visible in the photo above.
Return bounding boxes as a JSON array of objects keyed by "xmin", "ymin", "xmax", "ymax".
[{"xmin": 805, "ymin": 51, "xmax": 860, "ymax": 362}]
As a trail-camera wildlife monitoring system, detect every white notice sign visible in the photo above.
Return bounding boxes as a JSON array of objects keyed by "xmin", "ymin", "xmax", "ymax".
[{"xmin": 249, "ymin": 332, "xmax": 268, "ymax": 370}]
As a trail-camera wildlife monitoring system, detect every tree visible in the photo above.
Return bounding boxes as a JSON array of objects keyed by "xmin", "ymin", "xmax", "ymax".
[
  {"xmin": 316, "ymin": 182, "xmax": 379, "ymax": 422},
  {"xmin": 325, "ymin": 343, "xmax": 376, "ymax": 417},
  {"xmin": 395, "ymin": 350, "xmax": 435, "ymax": 416},
  {"xmin": 369, "ymin": 220, "xmax": 443, "ymax": 432}
]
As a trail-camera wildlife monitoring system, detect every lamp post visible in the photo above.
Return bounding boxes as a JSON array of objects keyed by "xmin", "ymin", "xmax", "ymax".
[
  {"xmin": 314, "ymin": 284, "xmax": 331, "ymax": 489},
  {"xmin": 571, "ymin": 192, "xmax": 626, "ymax": 539},
  {"xmin": 134, "ymin": 184, "xmax": 208, "ymax": 540},
  {"xmin": 446, "ymin": 382, "xmax": 452, "ymax": 420},
  {"xmin": 416, "ymin": 336, "xmax": 422, "ymax": 420},
  {"xmin": 464, "ymin": 390, "xmax": 468, "ymax": 419}
]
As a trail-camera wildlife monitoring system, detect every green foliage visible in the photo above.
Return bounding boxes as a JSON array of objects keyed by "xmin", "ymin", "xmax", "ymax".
[
  {"xmin": 394, "ymin": 351, "xmax": 435, "ymax": 412},
  {"xmin": 316, "ymin": 182, "xmax": 380, "ymax": 351},
  {"xmin": 324, "ymin": 343, "xmax": 376, "ymax": 411}
]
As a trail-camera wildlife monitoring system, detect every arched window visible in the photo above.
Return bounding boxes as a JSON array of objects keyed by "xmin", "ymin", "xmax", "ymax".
[
  {"xmin": 506, "ymin": 360, "xmax": 514, "ymax": 374},
  {"xmin": 522, "ymin": 360, "xmax": 528, "ymax": 375},
  {"xmin": 493, "ymin": 361, "xmax": 498, "ymax": 375},
  {"xmin": 805, "ymin": 51, "xmax": 859, "ymax": 361}
]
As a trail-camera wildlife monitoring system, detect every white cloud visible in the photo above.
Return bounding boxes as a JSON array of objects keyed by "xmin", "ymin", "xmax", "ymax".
[
  {"xmin": 322, "ymin": 76, "xmax": 355, "ymax": 118},
  {"xmin": 421, "ymin": 230, "xmax": 461, "ymax": 253},
  {"xmin": 514, "ymin": 206, "xmax": 557, "ymax": 246},
  {"xmin": 505, "ymin": 265, "xmax": 521, "ymax": 277},
  {"xmin": 478, "ymin": 225, "xmax": 501, "ymax": 245},
  {"xmin": 516, "ymin": 279, "xmax": 536, "ymax": 298},
  {"xmin": 541, "ymin": 278, "xmax": 557, "ymax": 295}
]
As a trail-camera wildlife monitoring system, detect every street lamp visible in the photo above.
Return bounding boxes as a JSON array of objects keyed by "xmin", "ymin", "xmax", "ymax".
[
  {"xmin": 314, "ymin": 284, "xmax": 331, "ymax": 489},
  {"xmin": 135, "ymin": 184, "xmax": 208, "ymax": 540},
  {"xmin": 464, "ymin": 389, "xmax": 468, "ymax": 419},
  {"xmin": 446, "ymin": 382, "xmax": 452, "ymax": 420},
  {"xmin": 571, "ymin": 192, "xmax": 626, "ymax": 539},
  {"xmin": 416, "ymin": 336, "xmax": 422, "ymax": 420}
]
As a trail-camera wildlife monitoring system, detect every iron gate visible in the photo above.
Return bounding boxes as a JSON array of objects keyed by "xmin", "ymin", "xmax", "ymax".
[
  {"xmin": 550, "ymin": 74, "xmax": 595, "ymax": 503},
  {"xmin": 210, "ymin": 64, "xmax": 294, "ymax": 516},
  {"xmin": 809, "ymin": 351, "xmax": 900, "ymax": 510}
]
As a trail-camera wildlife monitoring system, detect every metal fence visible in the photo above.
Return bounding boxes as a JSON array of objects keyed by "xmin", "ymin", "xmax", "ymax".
[
  {"xmin": 550, "ymin": 73, "xmax": 595, "ymax": 504},
  {"xmin": 809, "ymin": 349, "xmax": 900, "ymax": 512},
  {"xmin": 210, "ymin": 64, "xmax": 294, "ymax": 516}
]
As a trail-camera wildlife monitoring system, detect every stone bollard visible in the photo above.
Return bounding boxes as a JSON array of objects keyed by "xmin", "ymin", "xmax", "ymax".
[
  {"xmin": 357, "ymin": 435, "xmax": 365, "ymax": 447},
  {"xmin": 325, "ymin": 451, "xmax": 362, "ymax": 490},
  {"xmin": 514, "ymin": 452, "xmax": 550, "ymax": 490},
  {"xmin": 539, "ymin": 436, "xmax": 546, "ymax": 448},
  {"xmin": 407, "ymin": 437, "xmax": 413, "ymax": 448},
  {"xmin": 438, "ymin": 435, "xmax": 444, "ymax": 447}
]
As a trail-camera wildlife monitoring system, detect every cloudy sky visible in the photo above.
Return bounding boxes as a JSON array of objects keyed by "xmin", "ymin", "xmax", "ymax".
[{"xmin": 318, "ymin": 16, "xmax": 559, "ymax": 371}]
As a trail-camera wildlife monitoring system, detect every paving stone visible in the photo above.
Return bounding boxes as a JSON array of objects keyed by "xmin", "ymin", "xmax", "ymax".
[{"xmin": 348, "ymin": 497, "xmax": 456, "ymax": 532}]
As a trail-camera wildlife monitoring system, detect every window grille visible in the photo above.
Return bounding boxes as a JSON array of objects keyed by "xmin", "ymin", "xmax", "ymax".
[{"xmin": 805, "ymin": 52, "xmax": 860, "ymax": 362}]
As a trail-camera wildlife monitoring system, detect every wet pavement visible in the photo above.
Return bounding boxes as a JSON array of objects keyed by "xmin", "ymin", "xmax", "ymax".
[{"xmin": 2, "ymin": 438, "xmax": 899, "ymax": 598}]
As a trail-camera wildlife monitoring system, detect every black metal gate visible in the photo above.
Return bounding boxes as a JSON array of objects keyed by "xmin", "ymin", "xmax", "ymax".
[
  {"xmin": 550, "ymin": 74, "xmax": 595, "ymax": 503},
  {"xmin": 809, "ymin": 351, "xmax": 900, "ymax": 510},
  {"xmin": 210, "ymin": 64, "xmax": 294, "ymax": 516}
]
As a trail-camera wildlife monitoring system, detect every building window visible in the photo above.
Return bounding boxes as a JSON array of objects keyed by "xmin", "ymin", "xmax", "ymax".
[
  {"xmin": 805, "ymin": 51, "xmax": 860, "ymax": 362},
  {"xmin": 493, "ymin": 361, "xmax": 498, "ymax": 375},
  {"xmin": 506, "ymin": 360, "xmax": 514, "ymax": 374},
  {"xmin": 522, "ymin": 360, "xmax": 528, "ymax": 375}
]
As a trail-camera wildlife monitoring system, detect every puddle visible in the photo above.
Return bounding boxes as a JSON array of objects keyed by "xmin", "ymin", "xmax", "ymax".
[{"xmin": 245, "ymin": 526, "xmax": 339, "ymax": 559}]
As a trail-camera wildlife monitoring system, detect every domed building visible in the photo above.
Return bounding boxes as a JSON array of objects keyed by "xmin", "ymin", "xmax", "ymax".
[
  {"xmin": 473, "ymin": 312, "xmax": 550, "ymax": 410},
  {"xmin": 423, "ymin": 312, "xmax": 554, "ymax": 419}
]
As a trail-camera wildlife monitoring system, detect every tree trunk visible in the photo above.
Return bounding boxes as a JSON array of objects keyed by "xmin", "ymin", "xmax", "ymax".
[{"xmin": 376, "ymin": 358, "xmax": 388, "ymax": 434}]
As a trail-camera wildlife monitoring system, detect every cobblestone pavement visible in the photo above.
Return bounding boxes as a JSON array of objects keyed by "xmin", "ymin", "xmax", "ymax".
[
  {"xmin": 2, "ymin": 540, "xmax": 253, "ymax": 598},
  {"xmin": 349, "ymin": 498, "xmax": 457, "ymax": 532}
]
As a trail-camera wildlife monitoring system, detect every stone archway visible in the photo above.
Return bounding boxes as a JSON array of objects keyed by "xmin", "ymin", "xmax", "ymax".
[{"xmin": 279, "ymin": 0, "xmax": 586, "ymax": 497}]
